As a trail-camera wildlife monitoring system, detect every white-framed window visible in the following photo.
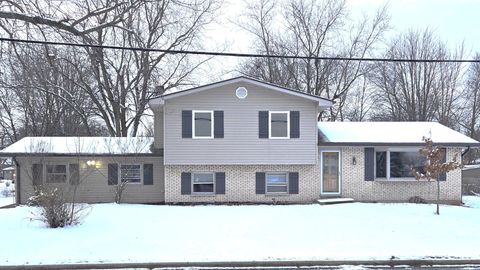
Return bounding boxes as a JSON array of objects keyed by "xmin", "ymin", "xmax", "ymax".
[
  {"xmin": 120, "ymin": 164, "xmax": 142, "ymax": 184},
  {"xmin": 269, "ymin": 111, "xmax": 290, "ymax": 139},
  {"xmin": 46, "ymin": 164, "xmax": 67, "ymax": 183},
  {"xmin": 375, "ymin": 149, "xmax": 428, "ymax": 179},
  {"xmin": 266, "ymin": 172, "xmax": 288, "ymax": 194},
  {"xmin": 192, "ymin": 172, "xmax": 215, "ymax": 194},
  {"xmin": 192, "ymin": 110, "xmax": 214, "ymax": 139}
]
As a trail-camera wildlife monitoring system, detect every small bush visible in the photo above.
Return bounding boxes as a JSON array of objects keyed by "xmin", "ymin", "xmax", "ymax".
[
  {"xmin": 28, "ymin": 188, "xmax": 89, "ymax": 228},
  {"xmin": 1, "ymin": 188, "xmax": 10, "ymax": 197},
  {"xmin": 409, "ymin": 196, "xmax": 427, "ymax": 204}
]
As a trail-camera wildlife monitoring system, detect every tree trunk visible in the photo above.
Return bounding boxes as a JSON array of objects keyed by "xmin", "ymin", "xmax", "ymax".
[{"xmin": 436, "ymin": 179, "xmax": 440, "ymax": 215}]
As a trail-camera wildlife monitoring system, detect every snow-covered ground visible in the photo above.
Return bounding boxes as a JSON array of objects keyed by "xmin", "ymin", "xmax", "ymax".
[
  {"xmin": 0, "ymin": 179, "xmax": 15, "ymax": 207},
  {"xmin": 0, "ymin": 197, "xmax": 480, "ymax": 266}
]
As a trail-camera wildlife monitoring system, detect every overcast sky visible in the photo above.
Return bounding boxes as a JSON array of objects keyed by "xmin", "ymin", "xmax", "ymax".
[{"xmin": 200, "ymin": 0, "xmax": 480, "ymax": 81}]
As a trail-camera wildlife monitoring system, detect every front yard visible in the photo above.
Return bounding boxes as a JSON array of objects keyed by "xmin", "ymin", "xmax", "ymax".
[{"xmin": 1, "ymin": 197, "xmax": 480, "ymax": 266}]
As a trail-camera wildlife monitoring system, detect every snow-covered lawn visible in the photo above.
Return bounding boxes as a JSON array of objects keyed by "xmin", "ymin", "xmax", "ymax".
[
  {"xmin": 1, "ymin": 197, "xmax": 480, "ymax": 266},
  {"xmin": 0, "ymin": 180, "xmax": 15, "ymax": 207}
]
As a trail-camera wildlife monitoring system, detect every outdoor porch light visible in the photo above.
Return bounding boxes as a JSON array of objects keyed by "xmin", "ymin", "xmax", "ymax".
[
  {"xmin": 352, "ymin": 156, "xmax": 357, "ymax": 165},
  {"xmin": 86, "ymin": 160, "xmax": 97, "ymax": 167}
]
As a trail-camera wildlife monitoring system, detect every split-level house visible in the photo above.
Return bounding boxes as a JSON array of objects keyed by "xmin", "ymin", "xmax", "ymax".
[{"xmin": 1, "ymin": 77, "xmax": 479, "ymax": 204}]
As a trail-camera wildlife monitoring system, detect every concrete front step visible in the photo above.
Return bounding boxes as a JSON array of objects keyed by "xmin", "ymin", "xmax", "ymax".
[{"xmin": 317, "ymin": 198, "xmax": 355, "ymax": 205}]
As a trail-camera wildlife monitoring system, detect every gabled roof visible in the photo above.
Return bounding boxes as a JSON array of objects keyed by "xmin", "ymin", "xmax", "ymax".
[
  {"xmin": 149, "ymin": 76, "xmax": 333, "ymax": 109},
  {"xmin": 0, "ymin": 137, "xmax": 159, "ymax": 157},
  {"xmin": 318, "ymin": 121, "xmax": 480, "ymax": 147}
]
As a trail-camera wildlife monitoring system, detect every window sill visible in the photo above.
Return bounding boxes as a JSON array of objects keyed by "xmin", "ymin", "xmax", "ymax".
[
  {"xmin": 375, "ymin": 179, "xmax": 423, "ymax": 183},
  {"xmin": 190, "ymin": 193, "xmax": 216, "ymax": 197},
  {"xmin": 265, "ymin": 193, "xmax": 290, "ymax": 197}
]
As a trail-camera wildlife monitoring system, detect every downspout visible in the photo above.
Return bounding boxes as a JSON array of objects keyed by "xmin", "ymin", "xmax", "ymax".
[
  {"xmin": 13, "ymin": 157, "xmax": 20, "ymax": 205},
  {"xmin": 461, "ymin": 146, "xmax": 471, "ymax": 161}
]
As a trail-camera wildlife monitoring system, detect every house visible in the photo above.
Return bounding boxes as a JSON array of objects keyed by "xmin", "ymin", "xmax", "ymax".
[
  {"xmin": 0, "ymin": 76, "xmax": 478, "ymax": 205},
  {"xmin": 462, "ymin": 164, "xmax": 480, "ymax": 195},
  {"xmin": 1, "ymin": 166, "xmax": 15, "ymax": 181}
]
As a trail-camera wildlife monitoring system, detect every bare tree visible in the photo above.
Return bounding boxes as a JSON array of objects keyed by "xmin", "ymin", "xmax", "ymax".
[
  {"xmin": 0, "ymin": 43, "xmax": 103, "ymax": 137},
  {"xmin": 413, "ymin": 137, "xmax": 462, "ymax": 215},
  {"xmin": 460, "ymin": 54, "xmax": 480, "ymax": 138},
  {"xmin": 0, "ymin": 0, "xmax": 219, "ymax": 136},
  {"xmin": 238, "ymin": 0, "xmax": 389, "ymax": 120},
  {"xmin": 370, "ymin": 29, "xmax": 464, "ymax": 125}
]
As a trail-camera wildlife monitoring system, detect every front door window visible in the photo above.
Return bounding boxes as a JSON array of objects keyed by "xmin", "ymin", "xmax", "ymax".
[{"xmin": 322, "ymin": 152, "xmax": 340, "ymax": 193}]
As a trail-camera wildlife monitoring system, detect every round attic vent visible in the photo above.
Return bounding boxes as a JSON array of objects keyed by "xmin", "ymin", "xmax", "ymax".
[{"xmin": 236, "ymin": 87, "xmax": 248, "ymax": 99}]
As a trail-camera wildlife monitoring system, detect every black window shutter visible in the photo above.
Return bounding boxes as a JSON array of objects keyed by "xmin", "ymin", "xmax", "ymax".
[
  {"xmin": 439, "ymin": 148, "xmax": 447, "ymax": 181},
  {"xmin": 289, "ymin": 172, "xmax": 299, "ymax": 194},
  {"xmin": 215, "ymin": 172, "xmax": 226, "ymax": 194},
  {"xmin": 108, "ymin": 163, "xmax": 118, "ymax": 185},
  {"xmin": 181, "ymin": 172, "xmax": 192, "ymax": 195},
  {"xmin": 214, "ymin": 111, "xmax": 224, "ymax": 138},
  {"xmin": 32, "ymin": 163, "xmax": 43, "ymax": 186},
  {"xmin": 290, "ymin": 111, "xmax": 300, "ymax": 138},
  {"xmin": 182, "ymin": 110, "xmax": 192, "ymax": 138},
  {"xmin": 364, "ymin": 148, "xmax": 375, "ymax": 181},
  {"xmin": 69, "ymin": 164, "xmax": 80, "ymax": 185},
  {"xmin": 143, "ymin": 164, "xmax": 154, "ymax": 185},
  {"xmin": 259, "ymin": 111, "xmax": 269, "ymax": 138},
  {"xmin": 256, "ymin": 172, "xmax": 266, "ymax": 194}
]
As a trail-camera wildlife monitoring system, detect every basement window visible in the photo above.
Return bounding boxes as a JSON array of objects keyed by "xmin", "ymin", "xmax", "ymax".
[{"xmin": 192, "ymin": 172, "xmax": 215, "ymax": 194}]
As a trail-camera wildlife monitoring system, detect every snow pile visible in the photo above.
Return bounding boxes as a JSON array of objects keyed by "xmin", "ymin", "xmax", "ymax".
[
  {"xmin": 0, "ymin": 179, "xmax": 15, "ymax": 207},
  {"xmin": 0, "ymin": 201, "xmax": 480, "ymax": 265},
  {"xmin": 463, "ymin": 195, "xmax": 480, "ymax": 208},
  {"xmin": 318, "ymin": 121, "xmax": 479, "ymax": 145}
]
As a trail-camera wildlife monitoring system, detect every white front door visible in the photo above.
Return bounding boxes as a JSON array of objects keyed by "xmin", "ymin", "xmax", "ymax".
[{"xmin": 321, "ymin": 151, "xmax": 341, "ymax": 195}]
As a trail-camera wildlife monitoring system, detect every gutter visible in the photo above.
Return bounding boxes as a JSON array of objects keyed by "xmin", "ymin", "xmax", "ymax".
[{"xmin": 318, "ymin": 142, "xmax": 480, "ymax": 147}]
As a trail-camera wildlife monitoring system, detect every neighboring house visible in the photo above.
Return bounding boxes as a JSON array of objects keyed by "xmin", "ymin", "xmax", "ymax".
[
  {"xmin": 0, "ymin": 76, "xmax": 479, "ymax": 205},
  {"xmin": 462, "ymin": 165, "xmax": 480, "ymax": 195},
  {"xmin": 1, "ymin": 166, "xmax": 15, "ymax": 181}
]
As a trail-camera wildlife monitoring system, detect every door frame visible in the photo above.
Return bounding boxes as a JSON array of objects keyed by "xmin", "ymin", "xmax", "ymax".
[{"xmin": 320, "ymin": 150, "xmax": 342, "ymax": 195}]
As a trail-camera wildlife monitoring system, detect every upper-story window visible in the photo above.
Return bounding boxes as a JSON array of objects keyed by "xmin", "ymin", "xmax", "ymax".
[
  {"xmin": 193, "ymin": 110, "xmax": 213, "ymax": 138},
  {"xmin": 269, "ymin": 111, "xmax": 290, "ymax": 139}
]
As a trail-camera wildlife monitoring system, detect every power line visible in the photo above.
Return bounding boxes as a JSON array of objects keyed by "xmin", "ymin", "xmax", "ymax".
[{"xmin": 0, "ymin": 37, "xmax": 478, "ymax": 63}]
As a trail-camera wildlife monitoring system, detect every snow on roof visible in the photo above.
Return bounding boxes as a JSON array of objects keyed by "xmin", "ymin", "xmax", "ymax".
[
  {"xmin": 0, "ymin": 137, "xmax": 155, "ymax": 156},
  {"xmin": 318, "ymin": 122, "xmax": 480, "ymax": 146},
  {"xmin": 1, "ymin": 166, "xmax": 14, "ymax": 171},
  {"xmin": 463, "ymin": 164, "xmax": 480, "ymax": 171}
]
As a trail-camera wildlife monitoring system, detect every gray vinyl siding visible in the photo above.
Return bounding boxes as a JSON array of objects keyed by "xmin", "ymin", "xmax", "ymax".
[
  {"xmin": 16, "ymin": 156, "xmax": 164, "ymax": 204},
  {"xmin": 163, "ymin": 81, "xmax": 318, "ymax": 165}
]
